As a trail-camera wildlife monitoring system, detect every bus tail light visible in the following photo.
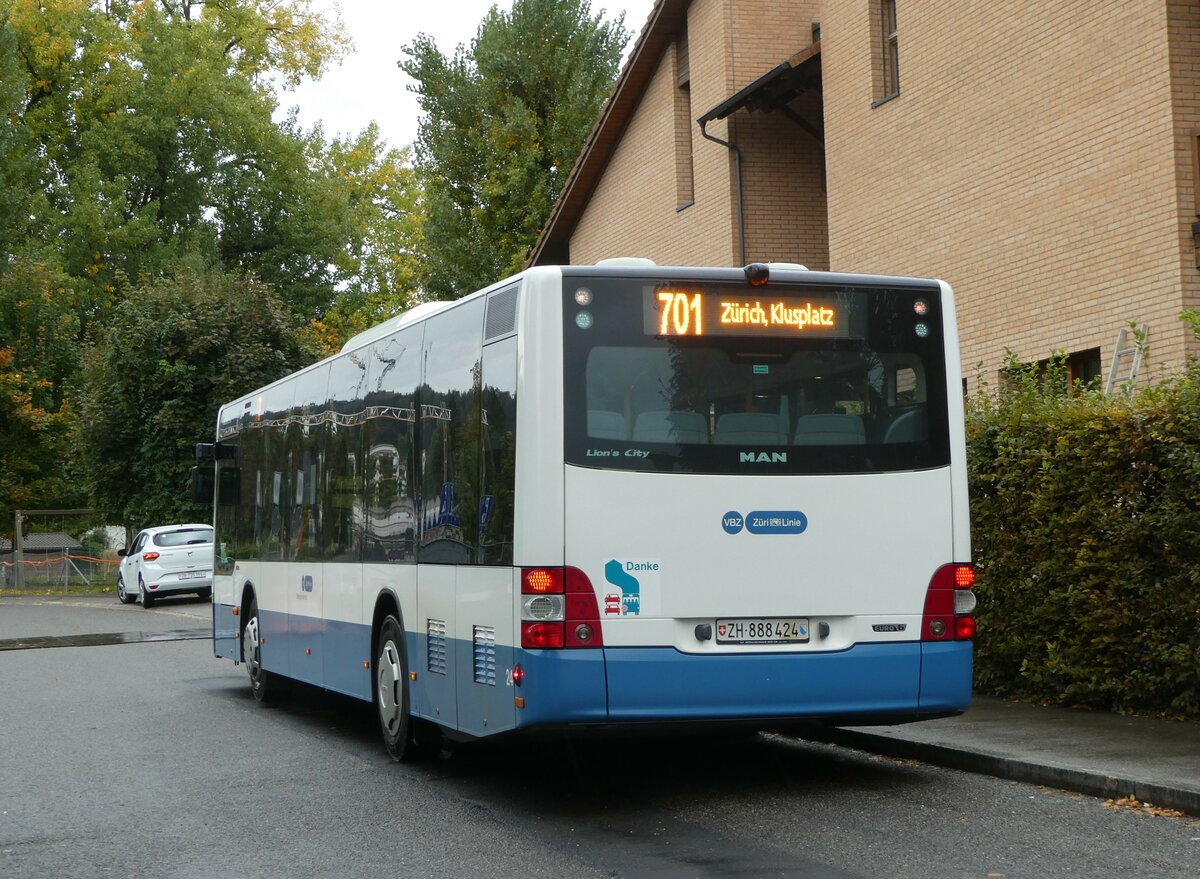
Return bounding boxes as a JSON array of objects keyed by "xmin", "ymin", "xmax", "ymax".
[
  {"xmin": 522, "ymin": 567, "xmax": 563, "ymax": 594},
  {"xmin": 520, "ymin": 566, "xmax": 604, "ymax": 649},
  {"xmin": 922, "ymin": 563, "xmax": 976, "ymax": 642},
  {"xmin": 521, "ymin": 622, "xmax": 565, "ymax": 648},
  {"xmin": 565, "ymin": 566, "xmax": 604, "ymax": 648}
]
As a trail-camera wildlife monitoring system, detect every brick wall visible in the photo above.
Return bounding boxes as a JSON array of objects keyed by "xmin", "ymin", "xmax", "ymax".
[
  {"xmin": 572, "ymin": 0, "xmax": 828, "ymax": 269},
  {"xmin": 734, "ymin": 87, "xmax": 830, "ymax": 269},
  {"xmin": 566, "ymin": 1, "xmax": 1196, "ymax": 380},
  {"xmin": 572, "ymin": 0, "xmax": 738, "ymax": 266},
  {"xmin": 822, "ymin": 0, "xmax": 1192, "ymax": 383}
]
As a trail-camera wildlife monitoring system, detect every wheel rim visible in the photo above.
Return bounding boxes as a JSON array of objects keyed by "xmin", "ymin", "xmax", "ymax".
[
  {"xmin": 244, "ymin": 616, "xmax": 262, "ymax": 682},
  {"xmin": 377, "ymin": 638, "xmax": 404, "ymax": 737},
  {"xmin": 117, "ymin": 577, "xmax": 126, "ymax": 600}
]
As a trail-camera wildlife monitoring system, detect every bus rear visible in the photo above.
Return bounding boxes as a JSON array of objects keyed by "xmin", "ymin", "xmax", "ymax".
[{"xmin": 513, "ymin": 264, "xmax": 973, "ymax": 729}]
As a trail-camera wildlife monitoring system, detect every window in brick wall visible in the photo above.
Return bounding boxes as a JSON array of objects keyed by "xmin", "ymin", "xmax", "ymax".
[
  {"xmin": 999, "ymin": 348, "xmax": 1102, "ymax": 396},
  {"xmin": 1191, "ymin": 133, "xmax": 1200, "ymax": 264},
  {"xmin": 872, "ymin": 0, "xmax": 900, "ymax": 106},
  {"xmin": 673, "ymin": 27, "xmax": 694, "ymax": 210}
]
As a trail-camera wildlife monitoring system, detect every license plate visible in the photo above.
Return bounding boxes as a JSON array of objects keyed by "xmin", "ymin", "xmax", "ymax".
[
  {"xmin": 177, "ymin": 571, "xmax": 206, "ymax": 580},
  {"xmin": 715, "ymin": 617, "xmax": 809, "ymax": 644}
]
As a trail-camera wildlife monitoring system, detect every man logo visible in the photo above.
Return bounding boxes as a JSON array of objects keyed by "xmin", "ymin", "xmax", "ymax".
[{"xmin": 739, "ymin": 451, "xmax": 788, "ymax": 463}]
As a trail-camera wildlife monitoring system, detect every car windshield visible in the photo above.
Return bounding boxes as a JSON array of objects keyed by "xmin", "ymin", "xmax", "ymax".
[{"xmin": 153, "ymin": 528, "xmax": 213, "ymax": 547}]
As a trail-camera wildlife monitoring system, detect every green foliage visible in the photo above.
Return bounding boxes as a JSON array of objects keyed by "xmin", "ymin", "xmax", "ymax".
[
  {"xmin": 0, "ymin": 258, "xmax": 87, "ymax": 527},
  {"xmin": 0, "ymin": 1, "xmax": 421, "ymax": 520},
  {"xmin": 306, "ymin": 126, "xmax": 425, "ymax": 355},
  {"xmin": 967, "ymin": 347, "xmax": 1200, "ymax": 719},
  {"xmin": 401, "ymin": 0, "xmax": 628, "ymax": 298},
  {"xmin": 76, "ymin": 268, "xmax": 313, "ymax": 530},
  {"xmin": 0, "ymin": 345, "xmax": 78, "ymax": 528}
]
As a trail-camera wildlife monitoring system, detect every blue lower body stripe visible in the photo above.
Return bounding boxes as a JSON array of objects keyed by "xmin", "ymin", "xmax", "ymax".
[
  {"xmin": 517, "ymin": 641, "xmax": 971, "ymax": 727},
  {"xmin": 212, "ymin": 605, "xmax": 972, "ymax": 733}
]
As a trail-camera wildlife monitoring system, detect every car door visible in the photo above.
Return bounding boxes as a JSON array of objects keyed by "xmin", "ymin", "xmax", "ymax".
[{"xmin": 122, "ymin": 532, "xmax": 147, "ymax": 588}]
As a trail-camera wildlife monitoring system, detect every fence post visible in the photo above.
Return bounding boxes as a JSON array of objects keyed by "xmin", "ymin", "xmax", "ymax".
[{"xmin": 14, "ymin": 511, "xmax": 23, "ymax": 592}]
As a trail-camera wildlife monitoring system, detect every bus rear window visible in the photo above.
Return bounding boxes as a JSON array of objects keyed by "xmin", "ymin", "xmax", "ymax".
[{"xmin": 562, "ymin": 277, "xmax": 951, "ymax": 475}]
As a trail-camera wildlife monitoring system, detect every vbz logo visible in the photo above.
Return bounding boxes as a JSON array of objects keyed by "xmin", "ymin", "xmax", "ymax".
[{"xmin": 721, "ymin": 512, "xmax": 744, "ymax": 535}]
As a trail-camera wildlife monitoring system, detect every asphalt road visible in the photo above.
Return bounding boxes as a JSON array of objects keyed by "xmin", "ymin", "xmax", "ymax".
[{"xmin": 1, "ymin": 596, "xmax": 1198, "ymax": 878}]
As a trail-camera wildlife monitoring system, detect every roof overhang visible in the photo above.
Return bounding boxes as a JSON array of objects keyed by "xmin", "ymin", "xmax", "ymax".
[
  {"xmin": 697, "ymin": 42, "xmax": 821, "ymax": 125},
  {"xmin": 527, "ymin": 11, "xmax": 821, "ymax": 268}
]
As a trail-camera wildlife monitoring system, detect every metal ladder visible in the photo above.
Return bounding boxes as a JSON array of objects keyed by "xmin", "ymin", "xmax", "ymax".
[{"xmin": 1104, "ymin": 324, "xmax": 1147, "ymax": 394}]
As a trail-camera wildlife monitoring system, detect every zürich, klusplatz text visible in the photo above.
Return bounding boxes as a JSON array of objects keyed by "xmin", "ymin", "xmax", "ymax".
[{"xmin": 720, "ymin": 301, "xmax": 835, "ymax": 331}]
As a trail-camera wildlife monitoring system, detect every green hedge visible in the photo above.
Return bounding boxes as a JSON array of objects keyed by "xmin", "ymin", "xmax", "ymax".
[{"xmin": 967, "ymin": 345, "xmax": 1200, "ymax": 719}]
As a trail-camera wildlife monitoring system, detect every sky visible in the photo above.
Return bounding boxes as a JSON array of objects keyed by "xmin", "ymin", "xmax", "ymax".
[{"xmin": 277, "ymin": 0, "xmax": 658, "ymax": 152}]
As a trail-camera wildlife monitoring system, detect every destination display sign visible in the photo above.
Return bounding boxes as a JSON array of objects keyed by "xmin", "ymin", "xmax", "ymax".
[{"xmin": 643, "ymin": 286, "xmax": 857, "ymax": 338}]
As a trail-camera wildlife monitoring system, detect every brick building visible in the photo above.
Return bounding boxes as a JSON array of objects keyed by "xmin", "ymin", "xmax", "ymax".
[{"xmin": 529, "ymin": 0, "xmax": 1200, "ymax": 387}]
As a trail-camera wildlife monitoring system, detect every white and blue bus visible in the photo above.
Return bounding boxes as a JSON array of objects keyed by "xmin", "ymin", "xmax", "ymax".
[{"xmin": 200, "ymin": 260, "xmax": 976, "ymax": 760}]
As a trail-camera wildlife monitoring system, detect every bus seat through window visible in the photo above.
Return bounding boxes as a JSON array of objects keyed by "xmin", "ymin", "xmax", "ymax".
[
  {"xmin": 713, "ymin": 412, "xmax": 786, "ymax": 445},
  {"xmin": 883, "ymin": 408, "xmax": 926, "ymax": 443},
  {"xmin": 793, "ymin": 414, "xmax": 866, "ymax": 445},
  {"xmin": 588, "ymin": 409, "xmax": 626, "ymax": 440},
  {"xmin": 632, "ymin": 410, "xmax": 708, "ymax": 443}
]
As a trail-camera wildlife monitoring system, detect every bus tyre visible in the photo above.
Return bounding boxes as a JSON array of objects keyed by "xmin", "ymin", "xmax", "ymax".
[
  {"xmin": 376, "ymin": 615, "xmax": 437, "ymax": 762},
  {"xmin": 244, "ymin": 597, "xmax": 283, "ymax": 703}
]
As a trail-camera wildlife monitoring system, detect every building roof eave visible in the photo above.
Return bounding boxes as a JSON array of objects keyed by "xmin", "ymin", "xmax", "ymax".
[
  {"xmin": 527, "ymin": 0, "xmax": 690, "ymax": 267},
  {"xmin": 698, "ymin": 42, "xmax": 821, "ymax": 124}
]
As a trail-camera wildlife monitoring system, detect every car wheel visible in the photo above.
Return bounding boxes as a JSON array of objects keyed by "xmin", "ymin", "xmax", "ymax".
[
  {"xmin": 117, "ymin": 574, "xmax": 136, "ymax": 605},
  {"xmin": 197, "ymin": 588, "xmax": 212, "ymax": 601},
  {"xmin": 140, "ymin": 576, "xmax": 155, "ymax": 609},
  {"xmin": 376, "ymin": 615, "xmax": 439, "ymax": 762},
  {"xmin": 244, "ymin": 597, "xmax": 283, "ymax": 703}
]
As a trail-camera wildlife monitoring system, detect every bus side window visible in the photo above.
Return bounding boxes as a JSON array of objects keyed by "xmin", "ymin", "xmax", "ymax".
[
  {"xmin": 324, "ymin": 350, "xmax": 369, "ymax": 563},
  {"xmin": 362, "ymin": 328, "xmax": 421, "ymax": 564},
  {"xmin": 418, "ymin": 298, "xmax": 485, "ymax": 565},
  {"xmin": 259, "ymin": 381, "xmax": 296, "ymax": 561},
  {"xmin": 217, "ymin": 466, "xmax": 241, "ymax": 505},
  {"xmin": 480, "ymin": 335, "xmax": 517, "ymax": 565}
]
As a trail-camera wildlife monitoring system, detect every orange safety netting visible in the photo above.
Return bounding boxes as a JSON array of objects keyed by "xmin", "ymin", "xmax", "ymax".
[{"xmin": 0, "ymin": 553, "xmax": 119, "ymax": 568}]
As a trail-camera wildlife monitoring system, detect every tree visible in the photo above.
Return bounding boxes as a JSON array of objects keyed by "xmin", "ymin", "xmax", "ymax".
[
  {"xmin": 1, "ymin": 0, "xmax": 363, "ymax": 324},
  {"xmin": 303, "ymin": 124, "xmax": 426, "ymax": 355},
  {"xmin": 401, "ymin": 0, "xmax": 628, "ymax": 299},
  {"xmin": 0, "ymin": 346, "xmax": 78, "ymax": 531},
  {"xmin": 75, "ymin": 267, "xmax": 314, "ymax": 529},
  {"xmin": 0, "ymin": 1, "xmax": 423, "ymax": 521}
]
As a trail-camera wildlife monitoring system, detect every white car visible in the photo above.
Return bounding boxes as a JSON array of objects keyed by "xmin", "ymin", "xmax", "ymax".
[{"xmin": 117, "ymin": 524, "xmax": 214, "ymax": 608}]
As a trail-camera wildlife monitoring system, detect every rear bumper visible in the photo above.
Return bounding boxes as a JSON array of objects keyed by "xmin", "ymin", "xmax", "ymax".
[
  {"xmin": 517, "ymin": 641, "xmax": 972, "ymax": 729},
  {"xmin": 144, "ymin": 573, "xmax": 212, "ymax": 595}
]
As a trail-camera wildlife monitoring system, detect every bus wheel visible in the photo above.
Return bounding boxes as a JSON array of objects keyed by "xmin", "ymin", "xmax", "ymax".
[
  {"xmin": 376, "ymin": 615, "xmax": 438, "ymax": 762},
  {"xmin": 244, "ymin": 597, "xmax": 283, "ymax": 703}
]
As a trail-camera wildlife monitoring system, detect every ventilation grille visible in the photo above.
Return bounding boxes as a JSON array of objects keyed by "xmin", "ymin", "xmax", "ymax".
[
  {"xmin": 484, "ymin": 285, "xmax": 519, "ymax": 341},
  {"xmin": 473, "ymin": 626, "xmax": 497, "ymax": 686},
  {"xmin": 427, "ymin": 618, "xmax": 447, "ymax": 675}
]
